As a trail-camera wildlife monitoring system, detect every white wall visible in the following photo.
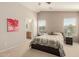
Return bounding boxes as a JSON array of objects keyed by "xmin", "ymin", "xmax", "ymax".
[
  {"xmin": 0, "ymin": 3, "xmax": 37, "ymax": 51},
  {"xmin": 38, "ymin": 11, "xmax": 79, "ymax": 42},
  {"xmin": 77, "ymin": 13, "xmax": 79, "ymax": 43}
]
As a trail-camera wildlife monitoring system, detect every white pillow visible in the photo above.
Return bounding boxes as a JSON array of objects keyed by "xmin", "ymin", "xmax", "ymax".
[
  {"xmin": 43, "ymin": 33, "xmax": 48, "ymax": 35},
  {"xmin": 53, "ymin": 32, "xmax": 62, "ymax": 35}
]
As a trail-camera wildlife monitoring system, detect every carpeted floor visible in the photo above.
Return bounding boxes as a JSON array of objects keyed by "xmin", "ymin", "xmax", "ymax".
[
  {"xmin": 22, "ymin": 40, "xmax": 79, "ymax": 57},
  {"xmin": 0, "ymin": 39, "xmax": 79, "ymax": 57}
]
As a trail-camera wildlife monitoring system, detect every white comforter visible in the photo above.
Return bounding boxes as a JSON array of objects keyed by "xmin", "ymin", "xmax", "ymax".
[
  {"xmin": 36, "ymin": 33, "xmax": 64, "ymax": 45},
  {"xmin": 30, "ymin": 33, "xmax": 65, "ymax": 56},
  {"xmin": 31, "ymin": 33, "xmax": 64, "ymax": 49}
]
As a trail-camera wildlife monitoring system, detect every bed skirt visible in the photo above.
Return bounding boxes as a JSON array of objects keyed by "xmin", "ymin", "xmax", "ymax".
[{"xmin": 31, "ymin": 44, "xmax": 62, "ymax": 57}]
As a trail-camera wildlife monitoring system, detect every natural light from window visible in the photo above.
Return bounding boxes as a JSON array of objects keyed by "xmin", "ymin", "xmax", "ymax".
[
  {"xmin": 64, "ymin": 18, "xmax": 77, "ymax": 37},
  {"xmin": 38, "ymin": 20, "xmax": 46, "ymax": 33}
]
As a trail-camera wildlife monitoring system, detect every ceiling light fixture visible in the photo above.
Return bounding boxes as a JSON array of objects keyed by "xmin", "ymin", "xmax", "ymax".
[
  {"xmin": 38, "ymin": 2, "xmax": 52, "ymax": 6},
  {"xmin": 38, "ymin": 2, "xmax": 54, "ymax": 10},
  {"xmin": 46, "ymin": 2, "xmax": 51, "ymax": 4},
  {"xmin": 38, "ymin": 2, "xmax": 41, "ymax": 5}
]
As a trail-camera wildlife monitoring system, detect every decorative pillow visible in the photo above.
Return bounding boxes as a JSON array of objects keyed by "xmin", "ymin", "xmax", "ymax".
[
  {"xmin": 49, "ymin": 32, "xmax": 57, "ymax": 35},
  {"xmin": 50, "ymin": 32, "xmax": 54, "ymax": 35},
  {"xmin": 54, "ymin": 32, "xmax": 62, "ymax": 35},
  {"xmin": 43, "ymin": 33, "xmax": 48, "ymax": 35}
]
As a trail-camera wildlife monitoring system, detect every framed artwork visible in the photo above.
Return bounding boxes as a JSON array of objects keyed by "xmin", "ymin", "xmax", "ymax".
[
  {"xmin": 26, "ymin": 24, "xmax": 28, "ymax": 29},
  {"xmin": 7, "ymin": 18, "xmax": 19, "ymax": 32}
]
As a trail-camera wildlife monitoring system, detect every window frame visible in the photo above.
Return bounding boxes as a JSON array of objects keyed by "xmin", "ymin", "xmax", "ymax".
[
  {"xmin": 64, "ymin": 18, "xmax": 77, "ymax": 37},
  {"xmin": 38, "ymin": 19, "xmax": 46, "ymax": 34}
]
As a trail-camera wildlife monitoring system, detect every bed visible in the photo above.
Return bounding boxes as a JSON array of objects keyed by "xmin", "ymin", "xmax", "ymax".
[{"xmin": 30, "ymin": 32, "xmax": 65, "ymax": 57}]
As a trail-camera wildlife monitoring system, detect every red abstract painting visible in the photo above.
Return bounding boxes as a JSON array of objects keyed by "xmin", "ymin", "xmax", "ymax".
[{"xmin": 7, "ymin": 18, "xmax": 19, "ymax": 32}]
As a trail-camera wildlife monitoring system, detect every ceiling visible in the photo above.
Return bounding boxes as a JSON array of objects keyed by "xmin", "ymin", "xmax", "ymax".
[{"xmin": 20, "ymin": 2, "xmax": 79, "ymax": 12}]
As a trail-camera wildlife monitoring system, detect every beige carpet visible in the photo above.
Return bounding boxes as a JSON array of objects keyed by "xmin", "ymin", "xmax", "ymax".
[
  {"xmin": 63, "ymin": 43, "xmax": 79, "ymax": 57},
  {"xmin": 0, "ymin": 39, "xmax": 79, "ymax": 57},
  {"xmin": 22, "ymin": 40, "xmax": 57, "ymax": 57},
  {"xmin": 22, "ymin": 40, "xmax": 79, "ymax": 57}
]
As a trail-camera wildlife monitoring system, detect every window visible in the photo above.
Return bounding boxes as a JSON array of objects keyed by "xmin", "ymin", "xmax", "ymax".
[
  {"xmin": 38, "ymin": 20, "xmax": 46, "ymax": 33},
  {"xmin": 64, "ymin": 18, "xmax": 77, "ymax": 37}
]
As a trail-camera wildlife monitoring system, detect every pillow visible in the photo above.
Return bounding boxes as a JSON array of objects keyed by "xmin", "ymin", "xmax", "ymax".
[
  {"xmin": 49, "ymin": 32, "xmax": 57, "ymax": 35},
  {"xmin": 54, "ymin": 32, "xmax": 62, "ymax": 35},
  {"xmin": 50, "ymin": 32, "xmax": 54, "ymax": 35},
  {"xmin": 37, "ymin": 32, "xmax": 48, "ymax": 36},
  {"xmin": 43, "ymin": 33, "xmax": 48, "ymax": 35}
]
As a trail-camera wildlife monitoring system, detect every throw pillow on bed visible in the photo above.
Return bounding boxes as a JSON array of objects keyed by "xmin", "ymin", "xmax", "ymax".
[{"xmin": 49, "ymin": 32, "xmax": 57, "ymax": 35}]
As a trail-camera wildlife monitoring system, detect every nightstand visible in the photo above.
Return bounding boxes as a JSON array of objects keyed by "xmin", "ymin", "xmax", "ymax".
[
  {"xmin": 26, "ymin": 32, "xmax": 32, "ymax": 39},
  {"xmin": 65, "ymin": 37, "xmax": 73, "ymax": 45}
]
